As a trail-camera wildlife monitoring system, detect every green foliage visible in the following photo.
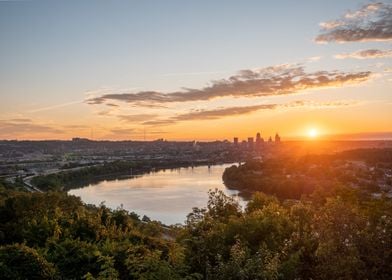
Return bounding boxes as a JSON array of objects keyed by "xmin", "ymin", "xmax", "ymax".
[
  {"xmin": 31, "ymin": 161, "xmax": 138, "ymax": 191},
  {"xmin": 0, "ymin": 190, "xmax": 183, "ymax": 279},
  {"xmin": 0, "ymin": 244, "xmax": 56, "ymax": 279},
  {"xmin": 1, "ymin": 155, "xmax": 391, "ymax": 280},
  {"xmin": 224, "ymin": 148, "xmax": 392, "ymax": 200},
  {"xmin": 0, "ymin": 178, "xmax": 26, "ymax": 192},
  {"xmin": 180, "ymin": 188, "xmax": 392, "ymax": 279}
]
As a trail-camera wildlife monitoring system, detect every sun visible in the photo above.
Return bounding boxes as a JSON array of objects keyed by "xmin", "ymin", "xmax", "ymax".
[{"xmin": 308, "ymin": 128, "xmax": 318, "ymax": 138}]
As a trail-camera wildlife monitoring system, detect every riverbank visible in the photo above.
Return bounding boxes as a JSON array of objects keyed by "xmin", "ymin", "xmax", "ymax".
[
  {"xmin": 68, "ymin": 164, "xmax": 244, "ymax": 225},
  {"xmin": 30, "ymin": 159, "xmax": 238, "ymax": 192}
]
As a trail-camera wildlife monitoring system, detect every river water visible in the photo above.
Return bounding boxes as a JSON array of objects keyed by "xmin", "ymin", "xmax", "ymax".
[{"xmin": 68, "ymin": 164, "xmax": 246, "ymax": 225}]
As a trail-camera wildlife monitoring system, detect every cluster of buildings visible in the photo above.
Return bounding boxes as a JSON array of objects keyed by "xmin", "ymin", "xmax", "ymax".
[{"xmin": 233, "ymin": 132, "xmax": 281, "ymax": 149}]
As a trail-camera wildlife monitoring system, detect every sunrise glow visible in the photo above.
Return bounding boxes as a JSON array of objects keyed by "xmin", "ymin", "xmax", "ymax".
[
  {"xmin": 308, "ymin": 128, "xmax": 319, "ymax": 139},
  {"xmin": 0, "ymin": 1, "xmax": 390, "ymax": 141}
]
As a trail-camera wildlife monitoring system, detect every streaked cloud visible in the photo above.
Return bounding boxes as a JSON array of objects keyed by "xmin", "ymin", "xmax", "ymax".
[
  {"xmin": 110, "ymin": 128, "xmax": 136, "ymax": 135},
  {"xmin": 8, "ymin": 118, "xmax": 32, "ymax": 123},
  {"xmin": 307, "ymin": 56, "xmax": 322, "ymax": 62},
  {"xmin": 118, "ymin": 114, "xmax": 158, "ymax": 122},
  {"xmin": 162, "ymin": 70, "xmax": 227, "ymax": 77},
  {"xmin": 141, "ymin": 100, "xmax": 359, "ymax": 126},
  {"xmin": 286, "ymin": 100, "xmax": 360, "ymax": 108},
  {"xmin": 0, "ymin": 119, "xmax": 63, "ymax": 135},
  {"xmin": 63, "ymin": 124, "xmax": 89, "ymax": 129},
  {"xmin": 334, "ymin": 49, "xmax": 392, "ymax": 59},
  {"xmin": 106, "ymin": 103, "xmax": 119, "ymax": 107},
  {"xmin": 142, "ymin": 104, "xmax": 276, "ymax": 126},
  {"xmin": 87, "ymin": 65, "xmax": 371, "ymax": 106},
  {"xmin": 107, "ymin": 128, "xmax": 167, "ymax": 139},
  {"xmin": 28, "ymin": 100, "xmax": 83, "ymax": 113},
  {"xmin": 316, "ymin": 2, "xmax": 392, "ymax": 43}
]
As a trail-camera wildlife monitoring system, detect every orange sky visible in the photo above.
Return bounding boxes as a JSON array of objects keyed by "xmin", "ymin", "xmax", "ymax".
[{"xmin": 0, "ymin": 1, "xmax": 391, "ymax": 141}]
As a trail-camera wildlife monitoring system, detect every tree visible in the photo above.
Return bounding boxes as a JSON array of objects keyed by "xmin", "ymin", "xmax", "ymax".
[{"xmin": 0, "ymin": 244, "xmax": 56, "ymax": 279}]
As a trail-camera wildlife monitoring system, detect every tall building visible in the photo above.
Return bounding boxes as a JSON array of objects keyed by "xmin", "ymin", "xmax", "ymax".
[
  {"xmin": 248, "ymin": 137, "xmax": 254, "ymax": 150},
  {"xmin": 256, "ymin": 132, "xmax": 264, "ymax": 149},
  {"xmin": 268, "ymin": 136, "xmax": 272, "ymax": 143},
  {"xmin": 275, "ymin": 133, "xmax": 281, "ymax": 143},
  {"xmin": 233, "ymin": 137, "xmax": 239, "ymax": 146}
]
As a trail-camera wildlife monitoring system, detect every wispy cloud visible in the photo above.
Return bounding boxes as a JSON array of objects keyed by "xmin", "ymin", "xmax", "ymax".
[
  {"xmin": 8, "ymin": 118, "xmax": 32, "ymax": 123},
  {"xmin": 285, "ymin": 100, "xmax": 360, "ymax": 108},
  {"xmin": 63, "ymin": 124, "xmax": 89, "ymax": 129},
  {"xmin": 106, "ymin": 103, "xmax": 119, "ymax": 107},
  {"xmin": 87, "ymin": 64, "xmax": 371, "ymax": 106},
  {"xmin": 316, "ymin": 2, "xmax": 392, "ymax": 43},
  {"xmin": 162, "ymin": 70, "xmax": 227, "ymax": 77},
  {"xmin": 334, "ymin": 49, "xmax": 392, "ymax": 59},
  {"xmin": 0, "ymin": 119, "xmax": 63, "ymax": 135},
  {"xmin": 141, "ymin": 100, "xmax": 360, "ymax": 126},
  {"xmin": 28, "ymin": 100, "xmax": 83, "ymax": 113},
  {"xmin": 307, "ymin": 56, "xmax": 322, "ymax": 62},
  {"xmin": 106, "ymin": 128, "xmax": 167, "ymax": 140},
  {"xmin": 110, "ymin": 128, "xmax": 136, "ymax": 135},
  {"xmin": 118, "ymin": 114, "xmax": 158, "ymax": 122}
]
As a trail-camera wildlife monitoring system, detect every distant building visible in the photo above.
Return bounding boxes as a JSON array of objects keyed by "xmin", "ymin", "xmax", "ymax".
[
  {"xmin": 275, "ymin": 133, "xmax": 281, "ymax": 143},
  {"xmin": 233, "ymin": 137, "xmax": 239, "ymax": 146},
  {"xmin": 268, "ymin": 136, "xmax": 272, "ymax": 143},
  {"xmin": 72, "ymin": 137, "xmax": 90, "ymax": 142},
  {"xmin": 256, "ymin": 132, "xmax": 264, "ymax": 148},
  {"xmin": 248, "ymin": 137, "xmax": 254, "ymax": 150}
]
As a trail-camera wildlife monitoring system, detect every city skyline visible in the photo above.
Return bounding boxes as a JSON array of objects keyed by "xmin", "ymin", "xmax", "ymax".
[{"xmin": 0, "ymin": 0, "xmax": 391, "ymax": 141}]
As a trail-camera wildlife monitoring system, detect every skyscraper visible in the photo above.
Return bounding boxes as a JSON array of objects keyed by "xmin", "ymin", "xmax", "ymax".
[
  {"xmin": 248, "ymin": 137, "xmax": 254, "ymax": 150},
  {"xmin": 256, "ymin": 132, "xmax": 264, "ymax": 149}
]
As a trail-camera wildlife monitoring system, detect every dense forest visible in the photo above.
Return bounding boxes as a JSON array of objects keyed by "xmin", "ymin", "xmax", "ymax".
[
  {"xmin": 31, "ymin": 161, "xmax": 140, "ymax": 191},
  {"xmin": 0, "ymin": 148, "xmax": 391, "ymax": 279},
  {"xmin": 223, "ymin": 148, "xmax": 392, "ymax": 199},
  {"xmin": 0, "ymin": 179, "xmax": 391, "ymax": 279}
]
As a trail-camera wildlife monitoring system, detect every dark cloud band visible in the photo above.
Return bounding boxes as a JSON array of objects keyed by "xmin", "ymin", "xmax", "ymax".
[
  {"xmin": 87, "ymin": 65, "xmax": 371, "ymax": 106},
  {"xmin": 139, "ymin": 100, "xmax": 359, "ymax": 126}
]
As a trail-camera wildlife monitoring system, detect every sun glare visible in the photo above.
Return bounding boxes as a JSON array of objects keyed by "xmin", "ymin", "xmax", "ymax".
[{"xmin": 308, "ymin": 128, "xmax": 318, "ymax": 138}]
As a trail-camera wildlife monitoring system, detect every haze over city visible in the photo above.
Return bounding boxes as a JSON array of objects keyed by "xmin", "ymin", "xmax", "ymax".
[
  {"xmin": 2, "ymin": 1, "xmax": 392, "ymax": 279},
  {"xmin": 1, "ymin": 0, "xmax": 391, "ymax": 141}
]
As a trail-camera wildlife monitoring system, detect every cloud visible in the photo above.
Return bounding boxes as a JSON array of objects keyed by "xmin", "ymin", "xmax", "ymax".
[
  {"xmin": 307, "ymin": 56, "xmax": 322, "ymax": 62},
  {"xmin": 118, "ymin": 114, "xmax": 158, "ymax": 122},
  {"xmin": 110, "ymin": 128, "xmax": 136, "ymax": 135},
  {"xmin": 28, "ymin": 100, "xmax": 83, "ymax": 113},
  {"xmin": 63, "ymin": 124, "xmax": 88, "ymax": 129},
  {"xmin": 142, "ymin": 100, "xmax": 359, "ymax": 126},
  {"xmin": 87, "ymin": 65, "xmax": 371, "ymax": 106},
  {"xmin": 286, "ymin": 100, "xmax": 360, "ymax": 108},
  {"xmin": 316, "ymin": 2, "xmax": 392, "ymax": 43},
  {"xmin": 163, "ymin": 70, "xmax": 227, "ymax": 77},
  {"xmin": 8, "ymin": 118, "xmax": 32, "ymax": 123},
  {"xmin": 335, "ymin": 49, "xmax": 392, "ymax": 59},
  {"xmin": 142, "ymin": 104, "xmax": 277, "ymax": 126},
  {"xmin": 108, "ymin": 128, "xmax": 167, "ymax": 139},
  {"xmin": 0, "ymin": 119, "xmax": 63, "ymax": 135}
]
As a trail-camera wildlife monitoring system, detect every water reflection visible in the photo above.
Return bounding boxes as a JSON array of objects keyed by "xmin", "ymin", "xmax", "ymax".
[{"xmin": 69, "ymin": 164, "xmax": 245, "ymax": 225}]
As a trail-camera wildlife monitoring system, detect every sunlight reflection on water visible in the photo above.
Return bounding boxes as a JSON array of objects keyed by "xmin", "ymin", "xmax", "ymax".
[{"xmin": 69, "ymin": 164, "xmax": 246, "ymax": 225}]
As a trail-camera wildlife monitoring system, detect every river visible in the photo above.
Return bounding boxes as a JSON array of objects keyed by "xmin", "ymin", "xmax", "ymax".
[{"xmin": 68, "ymin": 164, "xmax": 246, "ymax": 225}]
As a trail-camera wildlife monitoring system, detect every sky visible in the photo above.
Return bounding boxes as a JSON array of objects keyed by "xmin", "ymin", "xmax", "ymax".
[{"xmin": 0, "ymin": 0, "xmax": 391, "ymax": 141}]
